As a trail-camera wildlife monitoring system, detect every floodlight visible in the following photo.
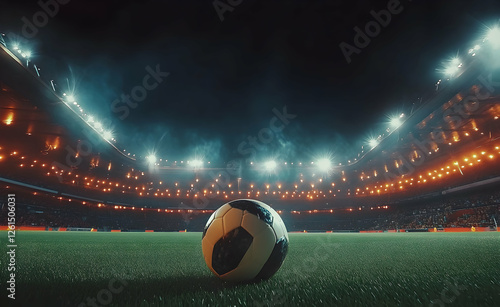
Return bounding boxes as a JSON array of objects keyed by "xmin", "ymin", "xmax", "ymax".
[
  {"xmin": 264, "ymin": 160, "xmax": 277, "ymax": 171},
  {"xmin": 146, "ymin": 155, "xmax": 157, "ymax": 164},
  {"xmin": 390, "ymin": 117, "xmax": 402, "ymax": 129},
  {"xmin": 369, "ymin": 139, "xmax": 379, "ymax": 148},
  {"xmin": 317, "ymin": 158, "xmax": 332, "ymax": 171},
  {"xmin": 443, "ymin": 57, "xmax": 461, "ymax": 76},
  {"xmin": 486, "ymin": 26, "xmax": 500, "ymax": 48},
  {"xmin": 102, "ymin": 130, "xmax": 113, "ymax": 140},
  {"xmin": 190, "ymin": 159, "xmax": 203, "ymax": 168}
]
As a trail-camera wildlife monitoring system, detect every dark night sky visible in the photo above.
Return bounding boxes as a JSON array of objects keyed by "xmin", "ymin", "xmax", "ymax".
[{"xmin": 1, "ymin": 0, "xmax": 500, "ymax": 163}]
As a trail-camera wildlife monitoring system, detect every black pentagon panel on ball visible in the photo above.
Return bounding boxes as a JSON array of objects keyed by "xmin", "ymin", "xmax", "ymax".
[
  {"xmin": 212, "ymin": 227, "xmax": 253, "ymax": 275},
  {"xmin": 202, "ymin": 221, "xmax": 210, "ymax": 239},
  {"xmin": 202, "ymin": 213, "xmax": 216, "ymax": 239},
  {"xmin": 255, "ymin": 236, "xmax": 289, "ymax": 280},
  {"xmin": 228, "ymin": 200, "xmax": 273, "ymax": 226}
]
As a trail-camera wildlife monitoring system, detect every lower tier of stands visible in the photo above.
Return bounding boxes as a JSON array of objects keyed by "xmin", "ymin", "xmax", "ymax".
[{"xmin": 1, "ymin": 186, "xmax": 498, "ymax": 232}]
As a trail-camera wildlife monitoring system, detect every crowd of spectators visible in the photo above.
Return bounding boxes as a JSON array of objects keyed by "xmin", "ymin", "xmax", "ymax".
[
  {"xmin": 2, "ymin": 187, "xmax": 498, "ymax": 232},
  {"xmin": 2, "ymin": 192, "xmax": 209, "ymax": 231}
]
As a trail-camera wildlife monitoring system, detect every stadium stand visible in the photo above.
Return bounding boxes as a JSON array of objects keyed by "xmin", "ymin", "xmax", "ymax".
[
  {"xmin": 1, "ymin": 185, "xmax": 498, "ymax": 232},
  {"xmin": 0, "ymin": 28, "xmax": 499, "ymax": 233}
]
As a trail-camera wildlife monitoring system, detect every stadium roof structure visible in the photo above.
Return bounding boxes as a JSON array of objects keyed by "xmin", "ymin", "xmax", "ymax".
[
  {"xmin": 0, "ymin": 29, "xmax": 499, "ymax": 211},
  {"xmin": 0, "ymin": 42, "xmax": 136, "ymax": 161}
]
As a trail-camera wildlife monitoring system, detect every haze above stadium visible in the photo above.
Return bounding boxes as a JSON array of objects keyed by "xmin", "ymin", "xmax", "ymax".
[{"xmin": 2, "ymin": 0, "xmax": 500, "ymax": 163}]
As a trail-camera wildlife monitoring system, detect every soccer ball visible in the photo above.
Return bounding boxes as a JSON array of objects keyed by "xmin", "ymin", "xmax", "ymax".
[{"xmin": 202, "ymin": 199, "xmax": 289, "ymax": 282}]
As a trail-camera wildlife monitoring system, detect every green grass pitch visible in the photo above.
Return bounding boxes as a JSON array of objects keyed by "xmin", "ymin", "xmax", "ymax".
[{"xmin": 4, "ymin": 232, "xmax": 500, "ymax": 306}]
